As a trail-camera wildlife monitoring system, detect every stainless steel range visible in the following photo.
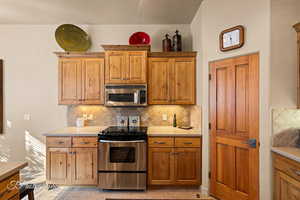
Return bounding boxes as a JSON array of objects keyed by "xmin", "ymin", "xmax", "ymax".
[{"xmin": 98, "ymin": 126, "xmax": 147, "ymax": 190}]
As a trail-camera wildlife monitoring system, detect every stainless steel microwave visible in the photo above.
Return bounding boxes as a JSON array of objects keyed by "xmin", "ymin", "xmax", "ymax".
[{"xmin": 105, "ymin": 84, "xmax": 147, "ymax": 107}]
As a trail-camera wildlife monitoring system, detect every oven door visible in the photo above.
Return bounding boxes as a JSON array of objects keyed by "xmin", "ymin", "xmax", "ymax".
[{"xmin": 99, "ymin": 140, "xmax": 146, "ymax": 171}]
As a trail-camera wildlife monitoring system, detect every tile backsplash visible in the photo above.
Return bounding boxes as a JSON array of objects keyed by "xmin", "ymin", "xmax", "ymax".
[
  {"xmin": 67, "ymin": 105, "xmax": 202, "ymax": 128},
  {"xmin": 272, "ymin": 108, "xmax": 300, "ymax": 147}
]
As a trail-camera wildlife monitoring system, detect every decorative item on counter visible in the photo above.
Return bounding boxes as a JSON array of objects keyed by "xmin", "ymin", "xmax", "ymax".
[
  {"xmin": 162, "ymin": 34, "xmax": 172, "ymax": 52},
  {"xmin": 55, "ymin": 24, "xmax": 91, "ymax": 52},
  {"xmin": 178, "ymin": 126, "xmax": 193, "ymax": 130},
  {"xmin": 129, "ymin": 116, "xmax": 140, "ymax": 127},
  {"xmin": 129, "ymin": 32, "xmax": 151, "ymax": 45},
  {"xmin": 173, "ymin": 114, "xmax": 177, "ymax": 127},
  {"xmin": 117, "ymin": 116, "xmax": 129, "ymax": 127},
  {"xmin": 76, "ymin": 117, "xmax": 85, "ymax": 128},
  {"xmin": 172, "ymin": 30, "xmax": 182, "ymax": 51}
]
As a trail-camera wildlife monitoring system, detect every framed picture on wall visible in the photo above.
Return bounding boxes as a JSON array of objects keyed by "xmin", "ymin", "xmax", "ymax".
[{"xmin": 220, "ymin": 25, "xmax": 245, "ymax": 52}]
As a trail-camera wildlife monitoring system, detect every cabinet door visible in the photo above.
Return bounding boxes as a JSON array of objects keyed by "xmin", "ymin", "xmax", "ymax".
[
  {"xmin": 172, "ymin": 58, "xmax": 196, "ymax": 104},
  {"xmin": 70, "ymin": 148, "xmax": 98, "ymax": 185},
  {"xmin": 58, "ymin": 58, "xmax": 82, "ymax": 104},
  {"xmin": 275, "ymin": 170, "xmax": 300, "ymax": 200},
  {"xmin": 81, "ymin": 58, "xmax": 105, "ymax": 104},
  {"xmin": 148, "ymin": 148, "xmax": 174, "ymax": 185},
  {"xmin": 126, "ymin": 51, "xmax": 147, "ymax": 83},
  {"xmin": 105, "ymin": 51, "xmax": 127, "ymax": 83},
  {"xmin": 148, "ymin": 58, "xmax": 171, "ymax": 104},
  {"xmin": 174, "ymin": 148, "xmax": 201, "ymax": 185},
  {"xmin": 46, "ymin": 148, "xmax": 71, "ymax": 184}
]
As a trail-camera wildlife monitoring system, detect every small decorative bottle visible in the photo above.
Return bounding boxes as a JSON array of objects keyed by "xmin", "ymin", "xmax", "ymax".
[
  {"xmin": 173, "ymin": 114, "xmax": 177, "ymax": 127},
  {"xmin": 162, "ymin": 34, "xmax": 172, "ymax": 52},
  {"xmin": 172, "ymin": 30, "xmax": 182, "ymax": 52}
]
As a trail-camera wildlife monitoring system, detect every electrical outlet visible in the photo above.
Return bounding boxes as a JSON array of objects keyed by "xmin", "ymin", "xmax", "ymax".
[
  {"xmin": 6, "ymin": 120, "xmax": 12, "ymax": 128},
  {"xmin": 24, "ymin": 114, "xmax": 31, "ymax": 121},
  {"xmin": 162, "ymin": 114, "xmax": 167, "ymax": 121}
]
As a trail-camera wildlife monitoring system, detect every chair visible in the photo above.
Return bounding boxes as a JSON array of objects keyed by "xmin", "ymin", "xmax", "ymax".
[{"xmin": 19, "ymin": 184, "xmax": 34, "ymax": 200}]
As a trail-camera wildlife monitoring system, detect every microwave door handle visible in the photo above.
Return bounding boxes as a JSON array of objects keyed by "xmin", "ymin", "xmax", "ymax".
[{"xmin": 134, "ymin": 92, "xmax": 139, "ymax": 104}]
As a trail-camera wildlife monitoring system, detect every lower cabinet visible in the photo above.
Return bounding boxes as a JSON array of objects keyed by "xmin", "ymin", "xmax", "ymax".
[
  {"xmin": 275, "ymin": 170, "xmax": 300, "ymax": 200},
  {"xmin": 70, "ymin": 148, "xmax": 98, "ymax": 185},
  {"xmin": 46, "ymin": 137, "xmax": 98, "ymax": 185},
  {"xmin": 148, "ymin": 147, "xmax": 174, "ymax": 185},
  {"xmin": 273, "ymin": 153, "xmax": 300, "ymax": 200},
  {"xmin": 148, "ymin": 137, "xmax": 202, "ymax": 186}
]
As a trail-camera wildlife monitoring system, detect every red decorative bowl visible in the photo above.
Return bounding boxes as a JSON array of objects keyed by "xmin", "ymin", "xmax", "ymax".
[{"xmin": 129, "ymin": 32, "xmax": 151, "ymax": 45}]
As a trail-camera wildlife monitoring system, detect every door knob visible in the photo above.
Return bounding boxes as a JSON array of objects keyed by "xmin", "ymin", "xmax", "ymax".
[{"xmin": 243, "ymin": 139, "xmax": 257, "ymax": 148}]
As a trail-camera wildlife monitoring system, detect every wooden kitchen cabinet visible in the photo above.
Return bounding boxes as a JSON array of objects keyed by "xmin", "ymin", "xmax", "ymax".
[
  {"xmin": 46, "ymin": 147, "xmax": 71, "ymax": 185},
  {"xmin": 148, "ymin": 136, "xmax": 201, "ymax": 186},
  {"xmin": 273, "ymin": 153, "xmax": 300, "ymax": 200},
  {"xmin": 148, "ymin": 147, "xmax": 174, "ymax": 185},
  {"xmin": 56, "ymin": 52, "xmax": 105, "ymax": 105},
  {"xmin": 174, "ymin": 148, "xmax": 200, "ymax": 185},
  {"xmin": 46, "ymin": 136, "xmax": 98, "ymax": 186},
  {"xmin": 148, "ymin": 53, "xmax": 196, "ymax": 105},
  {"xmin": 70, "ymin": 148, "xmax": 98, "ymax": 185},
  {"xmin": 105, "ymin": 51, "xmax": 147, "ymax": 84}
]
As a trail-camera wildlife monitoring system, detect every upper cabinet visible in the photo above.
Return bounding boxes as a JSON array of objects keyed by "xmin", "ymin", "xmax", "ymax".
[
  {"xmin": 148, "ymin": 52, "xmax": 196, "ymax": 105},
  {"xmin": 102, "ymin": 45, "xmax": 149, "ymax": 84},
  {"xmin": 55, "ymin": 48, "xmax": 197, "ymax": 106},
  {"xmin": 105, "ymin": 51, "xmax": 147, "ymax": 84},
  {"xmin": 56, "ymin": 52, "xmax": 105, "ymax": 105}
]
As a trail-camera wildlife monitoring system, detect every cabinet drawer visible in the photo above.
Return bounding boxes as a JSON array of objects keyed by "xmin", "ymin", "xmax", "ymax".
[
  {"xmin": 46, "ymin": 137, "xmax": 71, "ymax": 148},
  {"xmin": 72, "ymin": 137, "xmax": 98, "ymax": 147},
  {"xmin": 175, "ymin": 137, "xmax": 201, "ymax": 147},
  {"xmin": 148, "ymin": 137, "xmax": 174, "ymax": 147},
  {"xmin": 0, "ymin": 173, "xmax": 19, "ymax": 200},
  {"xmin": 274, "ymin": 153, "xmax": 300, "ymax": 182}
]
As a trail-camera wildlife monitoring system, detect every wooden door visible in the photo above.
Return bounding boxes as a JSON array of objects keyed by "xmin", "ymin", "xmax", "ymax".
[
  {"xmin": 172, "ymin": 58, "xmax": 196, "ymax": 104},
  {"xmin": 209, "ymin": 54, "xmax": 259, "ymax": 200},
  {"xmin": 46, "ymin": 148, "xmax": 71, "ymax": 184},
  {"xmin": 174, "ymin": 148, "xmax": 200, "ymax": 185},
  {"xmin": 148, "ymin": 58, "xmax": 170, "ymax": 104},
  {"xmin": 105, "ymin": 51, "xmax": 127, "ymax": 83},
  {"xmin": 275, "ymin": 170, "xmax": 300, "ymax": 200},
  {"xmin": 70, "ymin": 148, "xmax": 98, "ymax": 185},
  {"xmin": 126, "ymin": 51, "xmax": 147, "ymax": 83},
  {"xmin": 148, "ymin": 148, "xmax": 174, "ymax": 185},
  {"xmin": 81, "ymin": 58, "xmax": 104, "ymax": 104},
  {"xmin": 58, "ymin": 58, "xmax": 82, "ymax": 104}
]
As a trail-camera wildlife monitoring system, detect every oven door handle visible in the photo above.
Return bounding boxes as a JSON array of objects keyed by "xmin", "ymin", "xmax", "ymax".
[{"xmin": 99, "ymin": 140, "xmax": 145, "ymax": 143}]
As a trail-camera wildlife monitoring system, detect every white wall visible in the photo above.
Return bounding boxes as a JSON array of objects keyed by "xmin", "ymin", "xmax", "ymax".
[
  {"xmin": 271, "ymin": 0, "xmax": 300, "ymax": 108},
  {"xmin": 191, "ymin": 0, "xmax": 272, "ymax": 199},
  {"xmin": 0, "ymin": 24, "xmax": 192, "ymax": 178}
]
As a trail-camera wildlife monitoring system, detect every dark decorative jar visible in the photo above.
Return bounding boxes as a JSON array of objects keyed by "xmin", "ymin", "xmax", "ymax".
[
  {"xmin": 162, "ymin": 34, "xmax": 172, "ymax": 52},
  {"xmin": 172, "ymin": 30, "xmax": 182, "ymax": 51}
]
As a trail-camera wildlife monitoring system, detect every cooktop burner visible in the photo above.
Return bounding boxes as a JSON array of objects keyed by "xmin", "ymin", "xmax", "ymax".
[{"xmin": 99, "ymin": 126, "xmax": 148, "ymax": 141}]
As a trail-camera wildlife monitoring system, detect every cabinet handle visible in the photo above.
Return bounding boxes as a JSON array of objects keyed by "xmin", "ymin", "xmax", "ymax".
[
  {"xmin": 183, "ymin": 142, "xmax": 193, "ymax": 145},
  {"xmin": 154, "ymin": 141, "xmax": 166, "ymax": 144},
  {"xmin": 58, "ymin": 141, "xmax": 64, "ymax": 144},
  {"xmin": 80, "ymin": 142, "xmax": 90, "ymax": 145}
]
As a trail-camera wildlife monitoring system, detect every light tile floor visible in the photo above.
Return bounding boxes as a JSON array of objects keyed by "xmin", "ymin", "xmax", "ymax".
[{"xmin": 30, "ymin": 186, "xmax": 215, "ymax": 200}]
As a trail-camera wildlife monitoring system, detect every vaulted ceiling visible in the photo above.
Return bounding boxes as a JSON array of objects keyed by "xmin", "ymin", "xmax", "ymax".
[{"xmin": 0, "ymin": 0, "xmax": 202, "ymax": 24}]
